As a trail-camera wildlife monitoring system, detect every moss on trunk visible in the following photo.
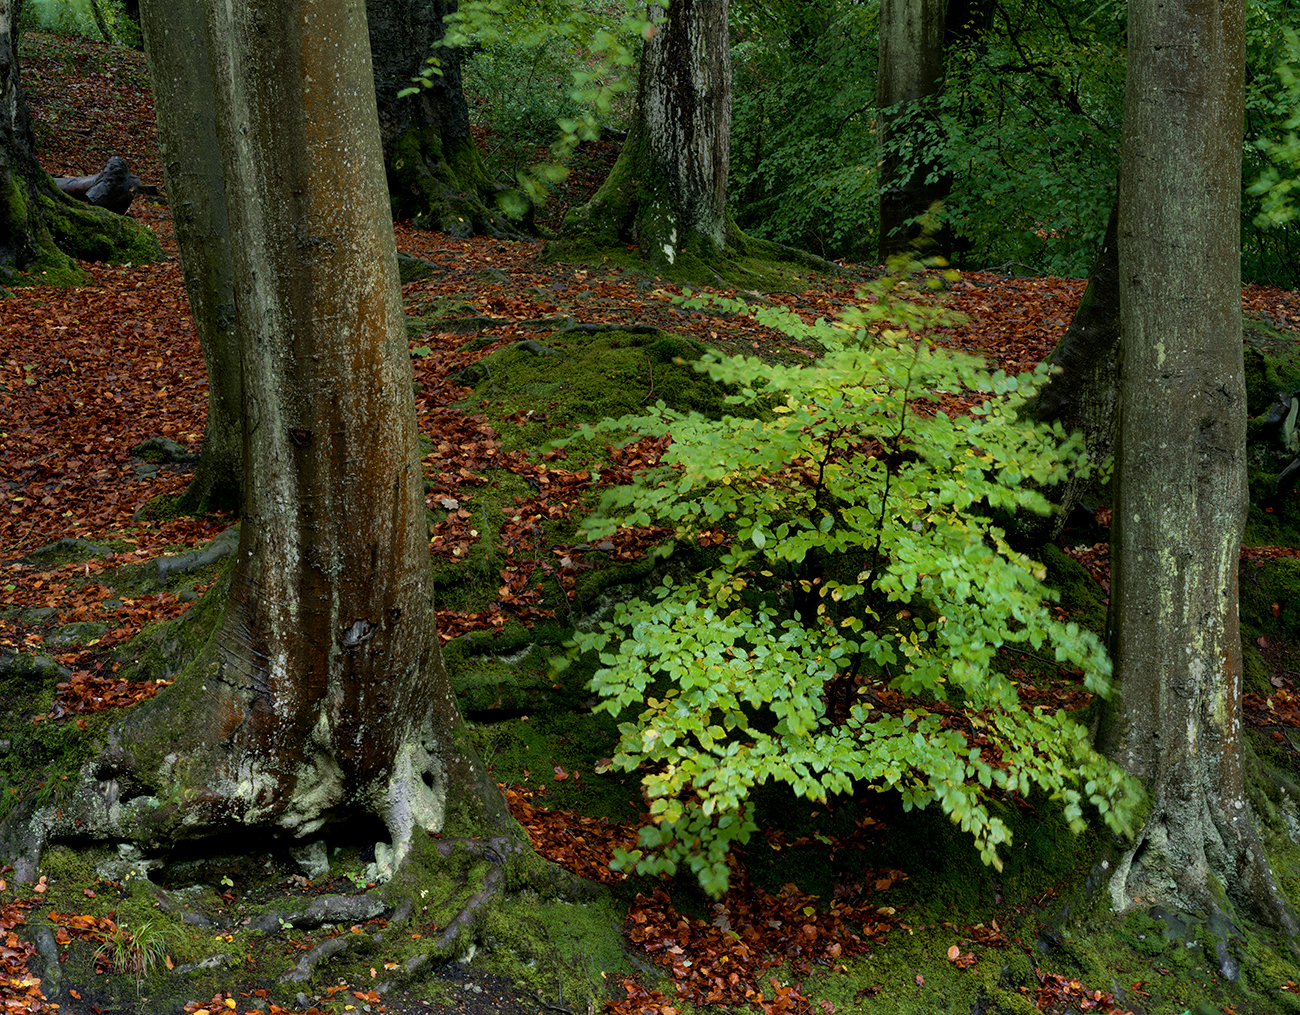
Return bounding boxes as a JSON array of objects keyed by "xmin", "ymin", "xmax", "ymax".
[
  {"xmin": 3, "ymin": 170, "xmax": 161, "ymax": 288},
  {"xmin": 387, "ymin": 126, "xmax": 526, "ymax": 239}
]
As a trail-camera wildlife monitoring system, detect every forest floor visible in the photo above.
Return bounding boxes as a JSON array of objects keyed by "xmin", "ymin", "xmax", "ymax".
[{"xmin": 7, "ymin": 28, "xmax": 1300, "ymax": 1015}]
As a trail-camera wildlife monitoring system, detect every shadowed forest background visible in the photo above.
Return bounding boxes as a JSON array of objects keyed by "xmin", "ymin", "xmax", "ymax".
[{"xmin": 4, "ymin": 1, "xmax": 1300, "ymax": 1015}]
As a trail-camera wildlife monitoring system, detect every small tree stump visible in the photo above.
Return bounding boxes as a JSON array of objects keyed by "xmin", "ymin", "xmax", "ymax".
[{"xmin": 53, "ymin": 156, "xmax": 152, "ymax": 214}]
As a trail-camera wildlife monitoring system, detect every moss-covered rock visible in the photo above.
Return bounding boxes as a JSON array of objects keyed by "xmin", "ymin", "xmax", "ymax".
[{"xmin": 40, "ymin": 191, "xmax": 163, "ymax": 266}]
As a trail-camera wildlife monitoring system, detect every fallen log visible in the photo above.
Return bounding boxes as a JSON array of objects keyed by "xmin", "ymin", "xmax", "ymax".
[{"xmin": 52, "ymin": 155, "xmax": 155, "ymax": 214}]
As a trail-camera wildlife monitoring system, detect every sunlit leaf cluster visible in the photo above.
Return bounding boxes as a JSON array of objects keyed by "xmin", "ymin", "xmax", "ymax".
[{"xmin": 567, "ymin": 260, "xmax": 1141, "ymax": 896}]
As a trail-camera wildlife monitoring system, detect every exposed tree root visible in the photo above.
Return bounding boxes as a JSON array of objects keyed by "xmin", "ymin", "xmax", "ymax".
[{"xmin": 147, "ymin": 523, "xmax": 239, "ymax": 584}]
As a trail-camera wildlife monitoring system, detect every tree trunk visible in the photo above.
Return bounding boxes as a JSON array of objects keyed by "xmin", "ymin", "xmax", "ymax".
[
  {"xmin": 365, "ymin": 0, "xmax": 522, "ymax": 237},
  {"xmin": 1016, "ymin": 196, "xmax": 1120, "ymax": 543},
  {"xmin": 139, "ymin": 0, "xmax": 241, "ymax": 513},
  {"xmin": 45, "ymin": 0, "xmax": 510, "ymax": 872},
  {"xmin": 87, "ymin": 0, "xmax": 115, "ymax": 43},
  {"xmin": 1101, "ymin": 0, "xmax": 1296, "ymax": 934},
  {"xmin": 875, "ymin": 0, "xmax": 947, "ymax": 262},
  {"xmin": 1, "ymin": 0, "xmax": 161, "ymax": 286},
  {"xmin": 552, "ymin": 0, "xmax": 733, "ymax": 269}
]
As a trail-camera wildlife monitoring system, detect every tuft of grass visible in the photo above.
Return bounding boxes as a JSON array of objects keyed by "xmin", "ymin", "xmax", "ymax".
[{"xmin": 96, "ymin": 919, "xmax": 172, "ymax": 987}]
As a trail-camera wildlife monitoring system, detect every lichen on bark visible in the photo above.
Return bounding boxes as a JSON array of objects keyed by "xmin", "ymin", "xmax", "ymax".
[{"xmin": 1101, "ymin": 0, "xmax": 1298, "ymax": 936}]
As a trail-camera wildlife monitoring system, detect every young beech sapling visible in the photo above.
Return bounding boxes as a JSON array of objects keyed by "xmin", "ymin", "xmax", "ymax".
[{"xmin": 563, "ymin": 260, "xmax": 1141, "ymax": 896}]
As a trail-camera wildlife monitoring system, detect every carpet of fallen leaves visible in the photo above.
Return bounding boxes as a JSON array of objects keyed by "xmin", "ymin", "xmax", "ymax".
[{"xmin": 8, "ymin": 28, "xmax": 1300, "ymax": 1015}]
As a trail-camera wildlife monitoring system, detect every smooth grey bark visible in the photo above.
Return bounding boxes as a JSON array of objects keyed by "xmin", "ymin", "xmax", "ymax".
[
  {"xmin": 139, "ymin": 0, "xmax": 241, "ymax": 513},
  {"xmin": 1017, "ymin": 196, "xmax": 1120, "ymax": 543},
  {"xmin": 554, "ymin": 0, "xmax": 733, "ymax": 267},
  {"xmin": 1102, "ymin": 0, "xmax": 1296, "ymax": 933},
  {"xmin": 875, "ymin": 0, "xmax": 947, "ymax": 261},
  {"xmin": 26, "ymin": 0, "xmax": 510, "ymax": 872}
]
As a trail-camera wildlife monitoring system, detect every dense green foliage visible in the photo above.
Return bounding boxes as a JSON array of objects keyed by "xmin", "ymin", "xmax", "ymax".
[
  {"xmin": 20, "ymin": 0, "xmax": 138, "ymax": 47},
  {"xmin": 903, "ymin": 0, "xmax": 1124, "ymax": 276},
  {"xmin": 1245, "ymin": 24, "xmax": 1300, "ymax": 278},
  {"xmin": 728, "ymin": 2, "xmax": 879, "ymax": 260},
  {"xmin": 727, "ymin": 0, "xmax": 1299, "ymax": 285},
  {"xmin": 565, "ymin": 263, "xmax": 1142, "ymax": 896}
]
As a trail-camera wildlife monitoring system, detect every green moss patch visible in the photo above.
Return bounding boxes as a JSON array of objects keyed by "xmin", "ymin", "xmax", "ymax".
[
  {"xmin": 40, "ymin": 190, "xmax": 163, "ymax": 266},
  {"xmin": 1245, "ymin": 316, "xmax": 1300, "ymax": 416},
  {"xmin": 453, "ymin": 328, "xmax": 724, "ymax": 453}
]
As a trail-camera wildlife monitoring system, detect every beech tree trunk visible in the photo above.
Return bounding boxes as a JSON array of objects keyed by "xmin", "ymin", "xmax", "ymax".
[
  {"xmin": 139, "ymin": 0, "xmax": 241, "ymax": 513},
  {"xmin": 366, "ymin": 0, "xmax": 521, "ymax": 237},
  {"xmin": 875, "ymin": 0, "xmax": 947, "ymax": 261},
  {"xmin": 1102, "ymin": 0, "xmax": 1296, "ymax": 933},
  {"xmin": 555, "ymin": 0, "xmax": 733, "ymax": 268},
  {"xmin": 42, "ymin": 0, "xmax": 510, "ymax": 872},
  {"xmin": 1, "ymin": 0, "xmax": 160, "ymax": 284}
]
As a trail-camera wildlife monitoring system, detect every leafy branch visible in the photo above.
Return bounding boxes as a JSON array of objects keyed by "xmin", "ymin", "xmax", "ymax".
[{"xmin": 562, "ymin": 257, "xmax": 1142, "ymax": 896}]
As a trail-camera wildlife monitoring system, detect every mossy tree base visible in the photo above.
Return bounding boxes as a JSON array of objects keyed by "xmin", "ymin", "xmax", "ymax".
[
  {"xmin": 544, "ymin": 117, "xmax": 844, "ymax": 287},
  {"xmin": 4, "ymin": 175, "xmax": 163, "ymax": 287},
  {"xmin": 0, "ymin": 565, "xmax": 630, "ymax": 1013},
  {"xmin": 8, "ymin": 772, "xmax": 627, "ymax": 1015},
  {"xmin": 388, "ymin": 127, "xmax": 531, "ymax": 240}
]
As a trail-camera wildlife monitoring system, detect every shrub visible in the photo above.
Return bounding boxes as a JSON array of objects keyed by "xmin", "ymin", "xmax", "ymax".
[{"xmin": 565, "ymin": 260, "xmax": 1141, "ymax": 896}]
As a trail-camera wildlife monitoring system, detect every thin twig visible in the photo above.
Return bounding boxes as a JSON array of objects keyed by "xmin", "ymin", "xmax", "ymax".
[{"xmin": 640, "ymin": 355, "xmax": 656, "ymax": 404}]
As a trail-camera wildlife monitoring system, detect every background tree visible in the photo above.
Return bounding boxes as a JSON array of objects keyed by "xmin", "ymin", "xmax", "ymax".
[
  {"xmin": 555, "ymin": 0, "xmax": 735, "ymax": 269},
  {"xmin": 1101, "ymin": 0, "xmax": 1296, "ymax": 932},
  {"xmin": 138, "ymin": 0, "xmax": 241, "ymax": 513},
  {"xmin": 368, "ymin": 0, "xmax": 523, "ymax": 236},
  {"xmin": 1, "ymin": 0, "xmax": 160, "ymax": 285},
  {"xmin": 875, "ymin": 0, "xmax": 947, "ymax": 260}
]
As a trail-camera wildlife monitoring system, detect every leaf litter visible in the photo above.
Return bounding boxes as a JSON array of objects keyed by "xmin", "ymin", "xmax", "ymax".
[{"xmin": 6, "ymin": 28, "xmax": 1300, "ymax": 1015}]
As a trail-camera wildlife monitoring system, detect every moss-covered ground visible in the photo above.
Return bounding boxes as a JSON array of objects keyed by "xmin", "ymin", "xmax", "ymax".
[
  {"xmin": 10, "ymin": 304, "xmax": 1300, "ymax": 1014},
  {"xmin": 6, "ymin": 30, "xmax": 1300, "ymax": 1009}
]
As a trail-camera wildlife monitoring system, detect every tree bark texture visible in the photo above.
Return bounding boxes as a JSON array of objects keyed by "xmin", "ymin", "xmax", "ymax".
[
  {"xmin": 366, "ymin": 0, "xmax": 467, "ymax": 162},
  {"xmin": 555, "ymin": 0, "xmax": 733, "ymax": 268},
  {"xmin": 1018, "ymin": 196, "xmax": 1120, "ymax": 543},
  {"xmin": 1103, "ymin": 0, "xmax": 1296, "ymax": 933},
  {"xmin": 875, "ymin": 0, "xmax": 947, "ymax": 262},
  {"xmin": 139, "ymin": 0, "xmax": 242, "ymax": 513},
  {"xmin": 0, "ymin": 0, "xmax": 44, "ymax": 279},
  {"xmin": 43, "ymin": 0, "xmax": 509, "ymax": 874},
  {"xmin": 365, "ymin": 0, "xmax": 519, "ymax": 236}
]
